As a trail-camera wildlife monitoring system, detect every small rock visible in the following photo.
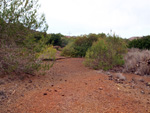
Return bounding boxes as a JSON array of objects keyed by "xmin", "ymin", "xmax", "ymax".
[
  {"xmin": 99, "ymin": 87, "xmax": 103, "ymax": 90},
  {"xmin": 51, "ymin": 85, "xmax": 54, "ymax": 87},
  {"xmin": 0, "ymin": 91, "xmax": 5, "ymax": 96},
  {"xmin": 131, "ymin": 78, "xmax": 136, "ymax": 83},
  {"xmin": 116, "ymin": 73, "xmax": 126, "ymax": 81},
  {"xmin": 0, "ymin": 91, "xmax": 6, "ymax": 99},
  {"xmin": 108, "ymin": 74, "xmax": 113, "ymax": 77},
  {"xmin": 43, "ymin": 93, "xmax": 47, "ymax": 95},
  {"xmin": 146, "ymin": 82, "xmax": 150, "ymax": 86},
  {"xmin": 28, "ymin": 80, "xmax": 32, "ymax": 83},
  {"xmin": 62, "ymin": 95, "xmax": 65, "ymax": 96},
  {"xmin": 108, "ymin": 74, "xmax": 113, "ymax": 80},
  {"xmin": 106, "ymin": 72, "xmax": 111, "ymax": 75},
  {"xmin": 139, "ymin": 79, "xmax": 144, "ymax": 82},
  {"xmin": 97, "ymin": 70, "xmax": 103, "ymax": 74},
  {"xmin": 141, "ymin": 90, "xmax": 145, "ymax": 94},
  {"xmin": 132, "ymin": 86, "xmax": 135, "ymax": 89},
  {"xmin": 108, "ymin": 77, "xmax": 113, "ymax": 80},
  {"xmin": 147, "ymin": 102, "xmax": 150, "ymax": 104},
  {"xmin": 85, "ymin": 83, "xmax": 88, "ymax": 85},
  {"xmin": 60, "ymin": 79, "xmax": 62, "ymax": 81},
  {"xmin": 46, "ymin": 89, "xmax": 51, "ymax": 92},
  {"xmin": 54, "ymin": 90, "xmax": 57, "ymax": 92},
  {"xmin": 0, "ymin": 80, "xmax": 5, "ymax": 85},
  {"xmin": 65, "ymin": 80, "xmax": 67, "ymax": 82}
]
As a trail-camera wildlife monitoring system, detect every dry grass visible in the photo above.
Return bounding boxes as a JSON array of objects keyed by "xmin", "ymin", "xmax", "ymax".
[
  {"xmin": 0, "ymin": 43, "xmax": 41, "ymax": 76},
  {"xmin": 124, "ymin": 48, "xmax": 150, "ymax": 76}
]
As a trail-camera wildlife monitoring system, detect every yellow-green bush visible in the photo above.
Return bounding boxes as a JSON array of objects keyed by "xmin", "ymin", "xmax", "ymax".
[
  {"xmin": 84, "ymin": 36, "xmax": 127, "ymax": 70},
  {"xmin": 38, "ymin": 46, "xmax": 56, "ymax": 60},
  {"xmin": 37, "ymin": 46, "xmax": 56, "ymax": 71},
  {"xmin": 61, "ymin": 42, "xmax": 76, "ymax": 57}
]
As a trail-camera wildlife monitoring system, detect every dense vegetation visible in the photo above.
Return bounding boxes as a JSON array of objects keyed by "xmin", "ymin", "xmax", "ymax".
[
  {"xmin": 84, "ymin": 35, "xmax": 127, "ymax": 70},
  {"xmin": 61, "ymin": 34, "xmax": 100, "ymax": 57},
  {"xmin": 0, "ymin": 0, "xmax": 51, "ymax": 76},
  {"xmin": 128, "ymin": 35, "xmax": 150, "ymax": 50},
  {"xmin": 61, "ymin": 34, "xmax": 127, "ymax": 70}
]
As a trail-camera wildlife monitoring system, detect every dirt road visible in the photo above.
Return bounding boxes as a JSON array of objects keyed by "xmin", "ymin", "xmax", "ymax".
[{"xmin": 0, "ymin": 55, "xmax": 150, "ymax": 113}]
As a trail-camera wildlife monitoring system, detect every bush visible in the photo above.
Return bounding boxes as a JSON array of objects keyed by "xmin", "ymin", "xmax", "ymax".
[
  {"xmin": 128, "ymin": 35, "xmax": 150, "ymax": 50},
  {"xmin": 37, "ymin": 46, "xmax": 57, "ymax": 71},
  {"xmin": 0, "ymin": 0, "xmax": 49, "ymax": 76},
  {"xmin": 38, "ymin": 46, "xmax": 56, "ymax": 60},
  {"xmin": 0, "ymin": 34, "xmax": 55, "ymax": 76},
  {"xmin": 84, "ymin": 36, "xmax": 127, "ymax": 70},
  {"xmin": 124, "ymin": 48, "xmax": 150, "ymax": 76},
  {"xmin": 61, "ymin": 35, "xmax": 98, "ymax": 57},
  {"xmin": 61, "ymin": 37, "xmax": 75, "ymax": 47},
  {"xmin": 61, "ymin": 42, "xmax": 76, "ymax": 57},
  {"xmin": 0, "ymin": 43, "xmax": 41, "ymax": 75},
  {"xmin": 46, "ymin": 33, "xmax": 63, "ymax": 46}
]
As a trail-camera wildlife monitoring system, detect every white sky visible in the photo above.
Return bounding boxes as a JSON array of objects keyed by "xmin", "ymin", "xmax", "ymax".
[{"xmin": 39, "ymin": 0, "xmax": 150, "ymax": 38}]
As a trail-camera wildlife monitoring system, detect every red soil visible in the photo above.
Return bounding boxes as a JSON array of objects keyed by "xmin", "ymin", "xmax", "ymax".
[{"xmin": 0, "ymin": 54, "xmax": 150, "ymax": 113}]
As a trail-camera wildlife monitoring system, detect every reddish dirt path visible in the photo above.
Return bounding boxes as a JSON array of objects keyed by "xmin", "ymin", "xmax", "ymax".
[{"xmin": 0, "ymin": 53, "xmax": 150, "ymax": 113}]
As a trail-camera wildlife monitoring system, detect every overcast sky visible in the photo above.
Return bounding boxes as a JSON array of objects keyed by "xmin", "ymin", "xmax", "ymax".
[{"xmin": 39, "ymin": 0, "xmax": 150, "ymax": 38}]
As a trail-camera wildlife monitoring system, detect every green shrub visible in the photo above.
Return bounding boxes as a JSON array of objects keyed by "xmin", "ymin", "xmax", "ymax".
[
  {"xmin": 0, "ymin": 34, "xmax": 55, "ymax": 76},
  {"xmin": 61, "ymin": 35, "xmax": 98, "ymax": 57},
  {"xmin": 61, "ymin": 42, "xmax": 76, "ymax": 57},
  {"xmin": 61, "ymin": 37, "xmax": 75, "ymax": 47},
  {"xmin": 128, "ymin": 35, "xmax": 150, "ymax": 50},
  {"xmin": 38, "ymin": 46, "xmax": 56, "ymax": 60},
  {"xmin": 37, "ymin": 46, "xmax": 57, "ymax": 71},
  {"xmin": 84, "ymin": 36, "xmax": 127, "ymax": 70},
  {"xmin": 0, "ymin": 0, "xmax": 49, "ymax": 76},
  {"xmin": 46, "ymin": 33, "xmax": 63, "ymax": 46}
]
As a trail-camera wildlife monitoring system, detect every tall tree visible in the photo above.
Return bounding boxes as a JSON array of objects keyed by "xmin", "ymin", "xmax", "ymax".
[{"xmin": 0, "ymin": 0, "xmax": 48, "ymax": 40}]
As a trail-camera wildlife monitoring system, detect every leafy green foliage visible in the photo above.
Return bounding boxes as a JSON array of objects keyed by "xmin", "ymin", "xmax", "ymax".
[
  {"xmin": 38, "ymin": 46, "xmax": 57, "ymax": 60},
  {"xmin": 46, "ymin": 33, "xmax": 63, "ymax": 46},
  {"xmin": 61, "ymin": 37, "xmax": 75, "ymax": 47},
  {"xmin": 61, "ymin": 42, "xmax": 76, "ymax": 57},
  {"xmin": 0, "ymin": 0, "xmax": 50, "ymax": 76},
  {"xmin": 0, "ymin": 0, "xmax": 48, "ymax": 31},
  {"xmin": 37, "ymin": 46, "xmax": 57, "ymax": 71},
  {"xmin": 61, "ymin": 34, "xmax": 98, "ymax": 57},
  {"xmin": 84, "ymin": 35, "xmax": 127, "ymax": 70},
  {"xmin": 128, "ymin": 36, "xmax": 150, "ymax": 50}
]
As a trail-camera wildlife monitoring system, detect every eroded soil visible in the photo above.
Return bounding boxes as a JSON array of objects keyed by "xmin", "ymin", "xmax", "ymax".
[{"xmin": 0, "ymin": 53, "xmax": 150, "ymax": 113}]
